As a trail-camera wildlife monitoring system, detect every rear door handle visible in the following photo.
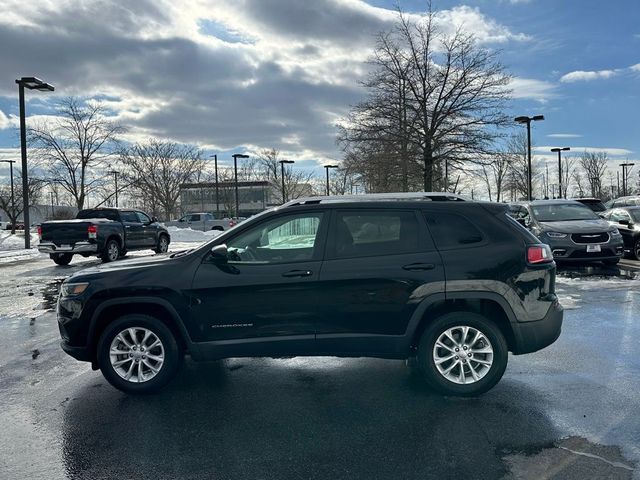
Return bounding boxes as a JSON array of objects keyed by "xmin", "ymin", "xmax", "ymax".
[
  {"xmin": 402, "ymin": 263, "xmax": 435, "ymax": 271},
  {"xmin": 282, "ymin": 270, "xmax": 313, "ymax": 278}
]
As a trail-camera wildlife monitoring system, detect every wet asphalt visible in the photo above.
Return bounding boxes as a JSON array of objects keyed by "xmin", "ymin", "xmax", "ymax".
[{"xmin": 0, "ymin": 253, "xmax": 639, "ymax": 480}]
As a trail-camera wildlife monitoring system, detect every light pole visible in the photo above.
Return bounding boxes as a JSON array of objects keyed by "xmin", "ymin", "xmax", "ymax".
[
  {"xmin": 0, "ymin": 160, "xmax": 16, "ymax": 234},
  {"xmin": 16, "ymin": 77, "xmax": 54, "ymax": 248},
  {"xmin": 550, "ymin": 147, "xmax": 570, "ymax": 199},
  {"xmin": 324, "ymin": 165, "xmax": 338, "ymax": 196},
  {"xmin": 278, "ymin": 160, "xmax": 295, "ymax": 203},
  {"xmin": 620, "ymin": 162, "xmax": 635, "ymax": 197},
  {"xmin": 515, "ymin": 115, "xmax": 544, "ymax": 201},
  {"xmin": 108, "ymin": 170, "xmax": 119, "ymax": 207},
  {"xmin": 232, "ymin": 153, "xmax": 249, "ymax": 217},
  {"xmin": 209, "ymin": 154, "xmax": 220, "ymax": 216}
]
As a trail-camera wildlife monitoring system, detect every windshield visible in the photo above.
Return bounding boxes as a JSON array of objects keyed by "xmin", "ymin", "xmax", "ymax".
[
  {"xmin": 77, "ymin": 209, "xmax": 119, "ymax": 221},
  {"xmin": 531, "ymin": 203, "xmax": 600, "ymax": 222}
]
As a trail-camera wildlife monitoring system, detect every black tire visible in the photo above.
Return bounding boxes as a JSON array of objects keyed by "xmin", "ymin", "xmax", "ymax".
[
  {"xmin": 154, "ymin": 234, "xmax": 170, "ymax": 254},
  {"xmin": 97, "ymin": 314, "xmax": 181, "ymax": 394},
  {"xmin": 633, "ymin": 239, "xmax": 640, "ymax": 261},
  {"xmin": 51, "ymin": 253, "xmax": 73, "ymax": 266},
  {"xmin": 211, "ymin": 226, "xmax": 224, "ymax": 231},
  {"xmin": 416, "ymin": 312, "xmax": 508, "ymax": 397},
  {"xmin": 603, "ymin": 259, "xmax": 620, "ymax": 266},
  {"xmin": 101, "ymin": 238, "xmax": 120, "ymax": 263}
]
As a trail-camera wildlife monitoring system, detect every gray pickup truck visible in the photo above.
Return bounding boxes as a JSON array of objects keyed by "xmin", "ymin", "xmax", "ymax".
[
  {"xmin": 166, "ymin": 212, "xmax": 237, "ymax": 231},
  {"xmin": 38, "ymin": 208, "xmax": 171, "ymax": 265}
]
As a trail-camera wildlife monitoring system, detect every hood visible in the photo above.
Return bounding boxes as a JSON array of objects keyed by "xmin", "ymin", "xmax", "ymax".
[
  {"xmin": 68, "ymin": 252, "xmax": 184, "ymax": 281},
  {"xmin": 538, "ymin": 219, "xmax": 614, "ymax": 234}
]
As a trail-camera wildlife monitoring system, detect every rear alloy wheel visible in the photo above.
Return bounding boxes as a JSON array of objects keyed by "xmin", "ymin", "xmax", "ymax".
[
  {"xmin": 97, "ymin": 315, "xmax": 181, "ymax": 394},
  {"xmin": 154, "ymin": 234, "xmax": 169, "ymax": 254},
  {"xmin": 51, "ymin": 253, "xmax": 73, "ymax": 266},
  {"xmin": 417, "ymin": 312, "xmax": 508, "ymax": 396},
  {"xmin": 101, "ymin": 239, "xmax": 120, "ymax": 263}
]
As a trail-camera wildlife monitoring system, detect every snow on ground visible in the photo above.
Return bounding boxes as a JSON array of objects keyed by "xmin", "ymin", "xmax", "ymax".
[
  {"xmin": 0, "ymin": 230, "xmax": 39, "ymax": 251},
  {"xmin": 166, "ymin": 226, "xmax": 221, "ymax": 243}
]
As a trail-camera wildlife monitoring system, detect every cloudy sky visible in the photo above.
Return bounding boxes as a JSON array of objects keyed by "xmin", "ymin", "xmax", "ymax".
[{"xmin": 0, "ymin": 0, "xmax": 639, "ymax": 177}]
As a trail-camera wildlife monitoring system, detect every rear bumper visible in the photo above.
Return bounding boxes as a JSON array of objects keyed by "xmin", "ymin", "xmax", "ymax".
[
  {"xmin": 38, "ymin": 242, "xmax": 98, "ymax": 254},
  {"xmin": 512, "ymin": 299, "xmax": 563, "ymax": 354}
]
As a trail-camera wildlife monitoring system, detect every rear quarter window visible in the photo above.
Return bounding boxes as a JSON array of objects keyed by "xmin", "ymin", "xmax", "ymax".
[{"xmin": 423, "ymin": 212, "xmax": 484, "ymax": 250}]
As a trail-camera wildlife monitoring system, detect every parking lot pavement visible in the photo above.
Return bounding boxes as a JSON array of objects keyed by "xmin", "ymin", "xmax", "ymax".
[{"xmin": 0, "ymin": 254, "xmax": 638, "ymax": 479}]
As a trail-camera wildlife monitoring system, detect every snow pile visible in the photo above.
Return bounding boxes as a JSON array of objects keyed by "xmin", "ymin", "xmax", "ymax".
[
  {"xmin": 166, "ymin": 226, "xmax": 221, "ymax": 243},
  {"xmin": 0, "ymin": 231, "xmax": 39, "ymax": 251}
]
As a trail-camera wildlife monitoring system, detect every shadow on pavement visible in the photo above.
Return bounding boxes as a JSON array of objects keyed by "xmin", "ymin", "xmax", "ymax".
[{"xmin": 61, "ymin": 358, "xmax": 561, "ymax": 480}]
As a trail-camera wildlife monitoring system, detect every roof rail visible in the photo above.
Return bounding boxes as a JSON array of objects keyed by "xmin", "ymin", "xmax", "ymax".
[{"xmin": 282, "ymin": 192, "xmax": 468, "ymax": 208}]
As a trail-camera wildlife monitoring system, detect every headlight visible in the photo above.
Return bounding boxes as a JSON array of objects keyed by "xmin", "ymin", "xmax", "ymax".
[
  {"xmin": 610, "ymin": 229, "xmax": 622, "ymax": 237},
  {"xmin": 60, "ymin": 282, "xmax": 89, "ymax": 296},
  {"xmin": 546, "ymin": 231, "xmax": 567, "ymax": 238}
]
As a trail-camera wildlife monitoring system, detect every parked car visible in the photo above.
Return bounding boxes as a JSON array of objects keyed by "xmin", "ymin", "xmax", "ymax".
[
  {"xmin": 572, "ymin": 197, "xmax": 607, "ymax": 212},
  {"xmin": 58, "ymin": 193, "xmax": 562, "ymax": 396},
  {"xmin": 166, "ymin": 212, "xmax": 237, "ymax": 231},
  {"xmin": 508, "ymin": 200, "xmax": 624, "ymax": 265},
  {"xmin": 38, "ymin": 208, "xmax": 170, "ymax": 266},
  {"xmin": 601, "ymin": 206, "xmax": 640, "ymax": 260},
  {"xmin": 608, "ymin": 196, "xmax": 640, "ymax": 208}
]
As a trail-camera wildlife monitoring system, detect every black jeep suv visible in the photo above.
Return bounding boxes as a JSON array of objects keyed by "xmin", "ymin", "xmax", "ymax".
[{"xmin": 57, "ymin": 193, "xmax": 563, "ymax": 396}]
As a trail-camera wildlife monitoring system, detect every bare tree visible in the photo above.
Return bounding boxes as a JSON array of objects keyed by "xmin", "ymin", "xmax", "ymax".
[
  {"xmin": 119, "ymin": 140, "xmax": 205, "ymax": 220},
  {"xmin": 256, "ymin": 149, "xmax": 314, "ymax": 203},
  {"xmin": 339, "ymin": 5, "xmax": 511, "ymax": 192},
  {"xmin": 578, "ymin": 151, "xmax": 608, "ymax": 198},
  {"xmin": 0, "ymin": 167, "xmax": 44, "ymax": 229},
  {"xmin": 560, "ymin": 156, "xmax": 577, "ymax": 198},
  {"xmin": 27, "ymin": 98, "xmax": 123, "ymax": 209}
]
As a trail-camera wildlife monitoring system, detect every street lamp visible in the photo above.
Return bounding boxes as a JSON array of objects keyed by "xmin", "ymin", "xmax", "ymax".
[
  {"xmin": 0, "ymin": 160, "xmax": 16, "ymax": 234},
  {"xmin": 232, "ymin": 153, "xmax": 249, "ymax": 217},
  {"xmin": 324, "ymin": 165, "xmax": 338, "ymax": 196},
  {"xmin": 108, "ymin": 170, "xmax": 119, "ymax": 207},
  {"xmin": 278, "ymin": 160, "xmax": 295, "ymax": 203},
  {"xmin": 620, "ymin": 162, "xmax": 635, "ymax": 197},
  {"xmin": 16, "ymin": 77, "xmax": 55, "ymax": 248},
  {"xmin": 550, "ymin": 147, "xmax": 570, "ymax": 199},
  {"xmin": 515, "ymin": 115, "xmax": 544, "ymax": 201},
  {"xmin": 209, "ymin": 154, "xmax": 220, "ymax": 216}
]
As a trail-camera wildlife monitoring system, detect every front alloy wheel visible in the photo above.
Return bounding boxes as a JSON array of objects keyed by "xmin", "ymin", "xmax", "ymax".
[
  {"xmin": 97, "ymin": 315, "xmax": 181, "ymax": 393},
  {"xmin": 155, "ymin": 235, "xmax": 169, "ymax": 254},
  {"xmin": 109, "ymin": 327, "xmax": 165, "ymax": 383},
  {"xmin": 634, "ymin": 239, "xmax": 640, "ymax": 261}
]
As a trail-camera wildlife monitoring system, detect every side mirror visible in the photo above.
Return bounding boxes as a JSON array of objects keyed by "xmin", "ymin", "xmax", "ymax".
[
  {"xmin": 210, "ymin": 244, "xmax": 228, "ymax": 264},
  {"xmin": 619, "ymin": 219, "xmax": 631, "ymax": 226},
  {"xmin": 516, "ymin": 217, "xmax": 527, "ymax": 227},
  {"xmin": 151, "ymin": 216, "xmax": 158, "ymax": 223}
]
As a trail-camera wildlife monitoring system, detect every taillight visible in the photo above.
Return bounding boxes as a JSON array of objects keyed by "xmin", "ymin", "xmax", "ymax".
[
  {"xmin": 37, "ymin": 225, "xmax": 42, "ymax": 239},
  {"xmin": 87, "ymin": 225, "xmax": 98, "ymax": 239},
  {"xmin": 229, "ymin": 221, "xmax": 236, "ymax": 227},
  {"xmin": 527, "ymin": 245, "xmax": 553, "ymax": 264}
]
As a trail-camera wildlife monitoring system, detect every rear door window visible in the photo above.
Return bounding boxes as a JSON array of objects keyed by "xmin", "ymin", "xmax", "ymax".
[
  {"xmin": 423, "ymin": 212, "xmax": 484, "ymax": 250},
  {"xmin": 330, "ymin": 210, "xmax": 425, "ymax": 259},
  {"xmin": 120, "ymin": 211, "xmax": 140, "ymax": 223}
]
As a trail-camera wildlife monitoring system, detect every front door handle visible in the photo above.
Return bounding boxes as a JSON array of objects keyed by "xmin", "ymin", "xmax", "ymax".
[
  {"xmin": 402, "ymin": 263, "xmax": 436, "ymax": 271},
  {"xmin": 282, "ymin": 270, "xmax": 313, "ymax": 278}
]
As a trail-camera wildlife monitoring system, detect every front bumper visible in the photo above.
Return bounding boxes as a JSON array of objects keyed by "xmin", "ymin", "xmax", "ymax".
[
  {"xmin": 545, "ymin": 236, "xmax": 624, "ymax": 262},
  {"xmin": 60, "ymin": 339, "xmax": 92, "ymax": 361},
  {"xmin": 512, "ymin": 298, "xmax": 563, "ymax": 354},
  {"xmin": 38, "ymin": 241, "xmax": 98, "ymax": 254}
]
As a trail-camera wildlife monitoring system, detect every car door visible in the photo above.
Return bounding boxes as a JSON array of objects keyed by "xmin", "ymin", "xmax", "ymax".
[
  {"xmin": 136, "ymin": 211, "xmax": 157, "ymax": 247},
  {"xmin": 610, "ymin": 209, "xmax": 634, "ymax": 249},
  {"xmin": 188, "ymin": 210, "xmax": 329, "ymax": 353},
  {"xmin": 315, "ymin": 208, "xmax": 445, "ymax": 354},
  {"xmin": 120, "ymin": 210, "xmax": 144, "ymax": 248}
]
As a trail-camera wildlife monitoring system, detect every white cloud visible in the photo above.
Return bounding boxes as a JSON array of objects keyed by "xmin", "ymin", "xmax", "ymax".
[
  {"xmin": 0, "ymin": 110, "xmax": 11, "ymax": 129},
  {"xmin": 535, "ymin": 146, "xmax": 633, "ymax": 156},
  {"xmin": 560, "ymin": 69, "xmax": 618, "ymax": 83},
  {"xmin": 434, "ymin": 6, "xmax": 531, "ymax": 43},
  {"xmin": 630, "ymin": 63, "xmax": 640, "ymax": 72},
  {"xmin": 510, "ymin": 77, "xmax": 556, "ymax": 102},
  {"xmin": 547, "ymin": 133, "xmax": 582, "ymax": 138}
]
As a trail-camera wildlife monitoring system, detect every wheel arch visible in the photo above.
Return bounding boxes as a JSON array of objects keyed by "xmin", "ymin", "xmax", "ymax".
[
  {"xmin": 408, "ymin": 292, "xmax": 518, "ymax": 353},
  {"xmin": 88, "ymin": 297, "xmax": 195, "ymax": 363}
]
